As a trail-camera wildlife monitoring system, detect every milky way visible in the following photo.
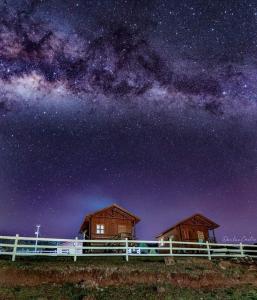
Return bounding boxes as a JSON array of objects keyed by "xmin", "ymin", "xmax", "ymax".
[
  {"xmin": 1, "ymin": 0, "xmax": 257, "ymax": 118},
  {"xmin": 0, "ymin": 0, "xmax": 257, "ymax": 240}
]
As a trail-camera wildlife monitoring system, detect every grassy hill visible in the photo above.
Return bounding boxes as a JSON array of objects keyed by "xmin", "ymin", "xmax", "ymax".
[{"xmin": 0, "ymin": 256, "xmax": 257, "ymax": 299}]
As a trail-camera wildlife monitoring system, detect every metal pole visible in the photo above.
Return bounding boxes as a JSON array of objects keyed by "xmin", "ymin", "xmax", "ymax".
[
  {"xmin": 12, "ymin": 234, "xmax": 19, "ymax": 262},
  {"xmin": 34, "ymin": 225, "xmax": 40, "ymax": 253}
]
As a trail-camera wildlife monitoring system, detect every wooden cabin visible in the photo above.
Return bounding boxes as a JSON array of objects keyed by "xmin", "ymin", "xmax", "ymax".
[
  {"xmin": 79, "ymin": 204, "xmax": 140, "ymax": 240},
  {"xmin": 156, "ymin": 213, "xmax": 219, "ymax": 243}
]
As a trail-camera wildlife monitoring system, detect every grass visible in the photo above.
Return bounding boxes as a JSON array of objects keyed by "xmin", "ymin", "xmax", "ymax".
[
  {"xmin": 0, "ymin": 255, "xmax": 170, "ymax": 273},
  {"xmin": 0, "ymin": 256, "xmax": 256, "ymax": 299},
  {"xmin": 1, "ymin": 283, "xmax": 257, "ymax": 300}
]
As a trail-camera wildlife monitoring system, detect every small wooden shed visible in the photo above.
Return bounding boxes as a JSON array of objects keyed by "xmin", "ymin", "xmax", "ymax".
[
  {"xmin": 80, "ymin": 203, "xmax": 140, "ymax": 240},
  {"xmin": 156, "ymin": 213, "xmax": 219, "ymax": 243}
]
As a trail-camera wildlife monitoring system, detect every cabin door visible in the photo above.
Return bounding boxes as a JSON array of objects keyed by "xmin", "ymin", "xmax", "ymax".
[
  {"xmin": 118, "ymin": 224, "xmax": 127, "ymax": 234},
  {"xmin": 197, "ymin": 231, "xmax": 205, "ymax": 242}
]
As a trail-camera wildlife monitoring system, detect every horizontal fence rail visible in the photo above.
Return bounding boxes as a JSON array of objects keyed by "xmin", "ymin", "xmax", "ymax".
[{"xmin": 0, "ymin": 235, "xmax": 256, "ymax": 262}]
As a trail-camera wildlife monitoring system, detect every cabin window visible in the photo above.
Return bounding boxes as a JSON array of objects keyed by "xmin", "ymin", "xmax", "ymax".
[{"xmin": 96, "ymin": 224, "xmax": 104, "ymax": 234}]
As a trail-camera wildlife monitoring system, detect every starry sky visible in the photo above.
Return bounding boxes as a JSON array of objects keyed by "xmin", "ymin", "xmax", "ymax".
[{"xmin": 0, "ymin": 0, "xmax": 257, "ymax": 241}]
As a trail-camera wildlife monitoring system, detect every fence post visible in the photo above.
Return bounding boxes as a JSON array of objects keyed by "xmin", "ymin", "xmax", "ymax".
[
  {"xmin": 12, "ymin": 234, "xmax": 19, "ymax": 262},
  {"xmin": 74, "ymin": 237, "xmax": 78, "ymax": 262},
  {"xmin": 169, "ymin": 237, "xmax": 173, "ymax": 255},
  {"xmin": 125, "ymin": 238, "xmax": 129, "ymax": 262},
  {"xmin": 240, "ymin": 243, "xmax": 244, "ymax": 257},
  {"xmin": 206, "ymin": 241, "xmax": 211, "ymax": 260}
]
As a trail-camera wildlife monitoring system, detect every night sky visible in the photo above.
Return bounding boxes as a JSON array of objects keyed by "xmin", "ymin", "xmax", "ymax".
[{"xmin": 0, "ymin": 0, "xmax": 257, "ymax": 241}]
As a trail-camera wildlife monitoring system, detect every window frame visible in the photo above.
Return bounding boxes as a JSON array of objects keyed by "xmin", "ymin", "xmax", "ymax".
[{"xmin": 96, "ymin": 224, "xmax": 105, "ymax": 234}]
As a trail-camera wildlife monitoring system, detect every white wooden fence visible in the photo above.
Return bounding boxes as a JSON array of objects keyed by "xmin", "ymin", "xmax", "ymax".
[{"xmin": 0, "ymin": 235, "xmax": 257, "ymax": 262}]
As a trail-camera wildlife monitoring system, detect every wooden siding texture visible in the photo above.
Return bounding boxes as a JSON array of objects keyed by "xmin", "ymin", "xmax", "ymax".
[{"xmin": 88, "ymin": 206, "xmax": 136, "ymax": 239}]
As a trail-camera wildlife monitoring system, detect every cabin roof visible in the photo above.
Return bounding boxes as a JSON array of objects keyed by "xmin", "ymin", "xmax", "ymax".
[
  {"xmin": 80, "ymin": 203, "xmax": 140, "ymax": 232},
  {"xmin": 156, "ymin": 213, "xmax": 219, "ymax": 238}
]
